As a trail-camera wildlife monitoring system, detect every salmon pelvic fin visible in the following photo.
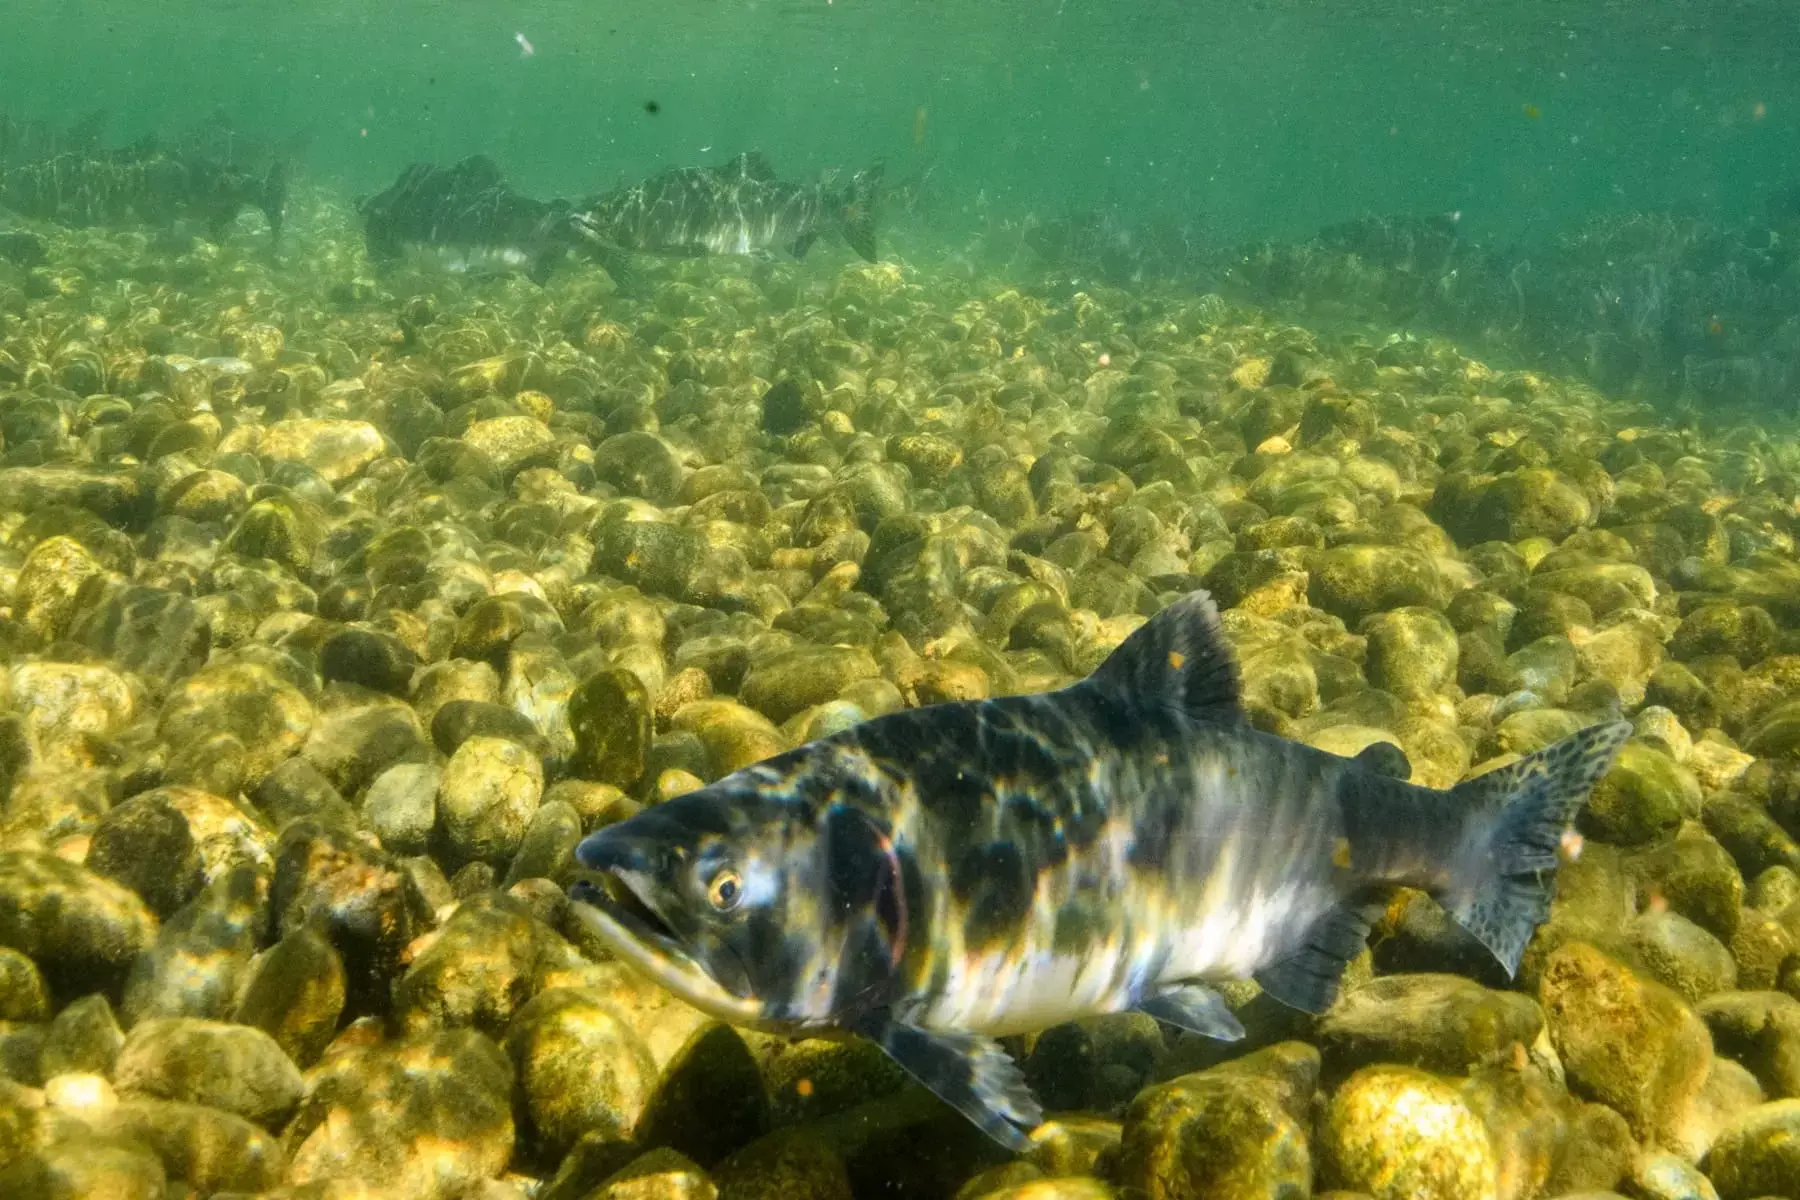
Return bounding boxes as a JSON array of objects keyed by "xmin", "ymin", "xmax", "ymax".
[{"xmin": 1440, "ymin": 719, "xmax": 1633, "ymax": 977}]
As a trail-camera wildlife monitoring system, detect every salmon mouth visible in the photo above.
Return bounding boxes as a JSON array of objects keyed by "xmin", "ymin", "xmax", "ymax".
[
  {"xmin": 598, "ymin": 872, "xmax": 679, "ymax": 944},
  {"xmin": 567, "ymin": 868, "xmax": 764, "ymax": 1024}
]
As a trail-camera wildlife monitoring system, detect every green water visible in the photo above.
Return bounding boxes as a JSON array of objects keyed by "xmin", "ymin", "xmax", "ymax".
[
  {"xmin": 8, "ymin": 4, "xmax": 1800, "ymax": 1197},
  {"xmin": 6, "ymin": 0, "xmax": 1795, "ymax": 242}
]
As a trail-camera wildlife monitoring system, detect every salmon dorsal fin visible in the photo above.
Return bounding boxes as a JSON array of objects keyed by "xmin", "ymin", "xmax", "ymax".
[{"xmin": 1084, "ymin": 588, "xmax": 1240, "ymax": 724}]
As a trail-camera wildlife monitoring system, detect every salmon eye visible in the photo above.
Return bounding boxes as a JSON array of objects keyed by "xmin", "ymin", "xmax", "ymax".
[{"xmin": 707, "ymin": 868, "xmax": 744, "ymax": 912}]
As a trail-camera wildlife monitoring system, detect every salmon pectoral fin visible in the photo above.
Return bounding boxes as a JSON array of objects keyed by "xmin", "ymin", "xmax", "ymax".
[
  {"xmin": 1138, "ymin": 983, "xmax": 1246, "ymax": 1040},
  {"xmin": 1254, "ymin": 897, "xmax": 1386, "ymax": 1014},
  {"xmin": 860, "ymin": 1018, "xmax": 1042, "ymax": 1152}
]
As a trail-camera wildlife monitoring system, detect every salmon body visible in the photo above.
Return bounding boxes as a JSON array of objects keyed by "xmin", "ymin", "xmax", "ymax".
[{"xmin": 570, "ymin": 590, "xmax": 1630, "ymax": 1149}]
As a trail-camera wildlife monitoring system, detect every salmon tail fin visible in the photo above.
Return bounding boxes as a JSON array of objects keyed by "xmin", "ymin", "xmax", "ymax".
[
  {"xmin": 838, "ymin": 162, "xmax": 883, "ymax": 261},
  {"xmin": 1440, "ymin": 719, "xmax": 1632, "ymax": 976}
]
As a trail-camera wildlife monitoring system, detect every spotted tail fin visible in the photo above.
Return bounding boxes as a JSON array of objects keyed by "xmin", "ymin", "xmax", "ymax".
[{"xmin": 1440, "ymin": 719, "xmax": 1632, "ymax": 976}]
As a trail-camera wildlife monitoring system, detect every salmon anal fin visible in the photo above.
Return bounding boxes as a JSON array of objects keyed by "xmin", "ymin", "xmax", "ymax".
[
  {"xmin": 1254, "ymin": 898, "xmax": 1384, "ymax": 1014},
  {"xmin": 1138, "ymin": 982, "xmax": 1246, "ymax": 1040}
]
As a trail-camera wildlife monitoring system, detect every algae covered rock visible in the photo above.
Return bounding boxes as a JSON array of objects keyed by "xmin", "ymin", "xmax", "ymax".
[
  {"xmin": 1582, "ymin": 741, "xmax": 1703, "ymax": 846},
  {"xmin": 320, "ymin": 626, "xmax": 420, "ymax": 694},
  {"xmin": 285, "ymin": 1026, "xmax": 516, "ymax": 1199},
  {"xmin": 232, "ymin": 922, "xmax": 346, "ymax": 1067},
  {"xmin": 112, "ymin": 1016, "xmax": 303, "ymax": 1127},
  {"xmin": 1307, "ymin": 544, "xmax": 1449, "ymax": 623},
  {"xmin": 740, "ymin": 643, "xmax": 882, "ymax": 724},
  {"xmin": 1315, "ymin": 973, "xmax": 1544, "ymax": 1080},
  {"xmin": 1318, "ymin": 1063, "xmax": 1498, "ymax": 1200},
  {"xmin": 362, "ymin": 760, "xmax": 441, "ymax": 855},
  {"xmin": 0, "ymin": 851, "xmax": 157, "ymax": 993},
  {"xmin": 259, "ymin": 417, "xmax": 386, "ymax": 482},
  {"xmin": 568, "ymin": 1147, "xmax": 718, "ymax": 1200},
  {"xmin": 1361, "ymin": 607, "xmax": 1459, "ymax": 702},
  {"xmin": 1538, "ymin": 941, "xmax": 1713, "ymax": 1144},
  {"xmin": 1116, "ymin": 1042, "xmax": 1315, "ymax": 1200},
  {"xmin": 1703, "ymin": 1098, "xmax": 1800, "ymax": 1199},
  {"xmin": 504, "ymin": 986, "xmax": 659, "ymax": 1158},
  {"xmin": 708, "ymin": 1127, "xmax": 852, "ymax": 1200},
  {"xmin": 393, "ymin": 890, "xmax": 556, "ymax": 1035},
  {"xmin": 463, "ymin": 414, "xmax": 557, "ymax": 476},
  {"xmin": 1430, "ymin": 467, "xmax": 1592, "ymax": 544},
  {"xmin": 39, "ymin": 992, "xmax": 125, "ymax": 1078},
  {"xmin": 159, "ymin": 659, "xmax": 315, "ymax": 785},
  {"xmin": 84, "ymin": 792, "xmax": 207, "ymax": 918},
  {"xmin": 440, "ymin": 734, "xmax": 545, "ymax": 867},
  {"xmin": 98, "ymin": 1096, "xmax": 287, "ymax": 1194},
  {"xmin": 1626, "ymin": 909, "xmax": 1738, "ymax": 1003},
  {"xmin": 569, "ymin": 668, "xmax": 653, "ymax": 787},
  {"xmin": 0, "ymin": 948, "xmax": 47, "ymax": 1022}
]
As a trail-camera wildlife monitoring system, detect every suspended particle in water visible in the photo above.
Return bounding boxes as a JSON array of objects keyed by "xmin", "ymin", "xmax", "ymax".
[
  {"xmin": 1523, "ymin": 103, "xmax": 1542, "ymax": 120},
  {"xmin": 515, "ymin": 32, "xmax": 535, "ymax": 57},
  {"xmin": 795, "ymin": 1077, "xmax": 814, "ymax": 1098},
  {"xmin": 1753, "ymin": 101, "xmax": 1767, "ymax": 120},
  {"xmin": 913, "ymin": 106, "xmax": 928, "ymax": 146},
  {"xmin": 644, "ymin": 100, "xmax": 662, "ymax": 115}
]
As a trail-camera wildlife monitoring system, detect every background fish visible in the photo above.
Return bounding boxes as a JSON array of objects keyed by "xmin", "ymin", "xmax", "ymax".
[
  {"xmin": 570, "ymin": 151, "xmax": 883, "ymax": 268},
  {"xmin": 569, "ymin": 589, "xmax": 1630, "ymax": 1150},
  {"xmin": 0, "ymin": 110, "xmax": 290, "ymax": 243},
  {"xmin": 357, "ymin": 155, "xmax": 576, "ymax": 284}
]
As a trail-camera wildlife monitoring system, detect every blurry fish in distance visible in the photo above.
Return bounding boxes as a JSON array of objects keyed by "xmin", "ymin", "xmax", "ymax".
[
  {"xmin": 568, "ymin": 590, "xmax": 1630, "ymax": 1149},
  {"xmin": 0, "ymin": 110, "xmax": 291, "ymax": 244},
  {"xmin": 357, "ymin": 156, "xmax": 575, "ymax": 284},
  {"xmin": 568, "ymin": 151, "xmax": 883, "ymax": 282}
]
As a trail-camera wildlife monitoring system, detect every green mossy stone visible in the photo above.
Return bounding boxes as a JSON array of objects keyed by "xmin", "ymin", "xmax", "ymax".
[
  {"xmin": 1538, "ymin": 942, "xmax": 1713, "ymax": 1145},
  {"xmin": 504, "ymin": 986, "xmax": 659, "ymax": 1160},
  {"xmin": 1118, "ymin": 1043, "xmax": 1315, "ymax": 1200},
  {"xmin": 1703, "ymin": 1099, "xmax": 1800, "ymax": 1200},
  {"xmin": 1318, "ymin": 1064, "xmax": 1497, "ymax": 1200},
  {"xmin": 0, "ymin": 852, "xmax": 157, "ymax": 997},
  {"xmin": 113, "ymin": 1016, "xmax": 303, "ymax": 1128},
  {"xmin": 1670, "ymin": 603, "xmax": 1780, "ymax": 666},
  {"xmin": 1305, "ymin": 544, "xmax": 1448, "ymax": 625},
  {"xmin": 233, "ymin": 923, "xmax": 346, "ymax": 1068},
  {"xmin": 739, "ymin": 645, "xmax": 881, "ymax": 725},
  {"xmin": 1315, "ymin": 974, "xmax": 1544, "ymax": 1083},
  {"xmin": 569, "ymin": 668, "xmax": 653, "ymax": 788},
  {"xmin": 438, "ymin": 735, "xmax": 545, "ymax": 868},
  {"xmin": 637, "ymin": 1023, "xmax": 771, "ymax": 1170},
  {"xmin": 1582, "ymin": 742, "xmax": 1702, "ymax": 847}
]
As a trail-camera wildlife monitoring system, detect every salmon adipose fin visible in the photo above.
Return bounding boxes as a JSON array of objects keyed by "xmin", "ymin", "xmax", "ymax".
[{"xmin": 1440, "ymin": 718, "xmax": 1633, "ymax": 976}]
